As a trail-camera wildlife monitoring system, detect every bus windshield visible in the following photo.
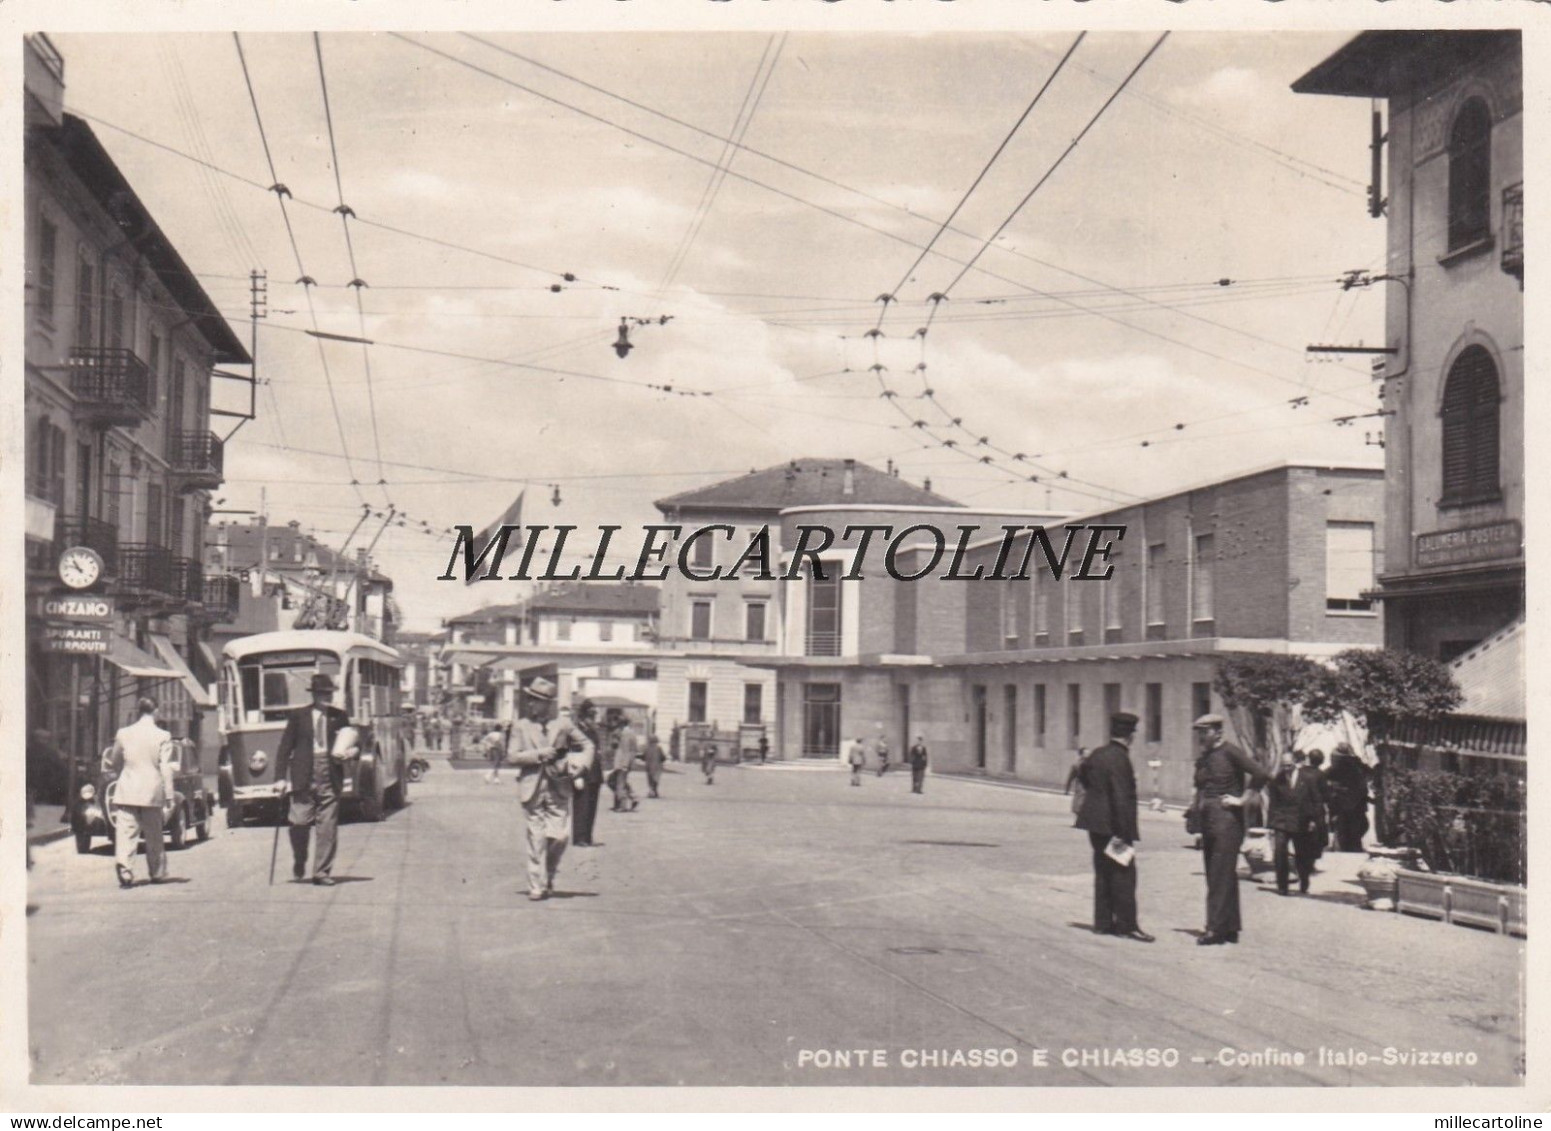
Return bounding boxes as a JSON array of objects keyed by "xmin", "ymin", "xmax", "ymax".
[{"xmin": 233, "ymin": 650, "xmax": 343, "ymax": 724}]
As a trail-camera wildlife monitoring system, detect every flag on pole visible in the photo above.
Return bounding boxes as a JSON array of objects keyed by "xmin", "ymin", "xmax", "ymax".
[{"xmin": 465, "ymin": 490, "xmax": 525, "ymax": 586}]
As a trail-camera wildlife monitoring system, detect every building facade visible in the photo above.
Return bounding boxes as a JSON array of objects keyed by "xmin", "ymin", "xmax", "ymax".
[
  {"xmin": 24, "ymin": 36, "xmax": 252, "ymax": 797},
  {"xmin": 441, "ymin": 584, "xmax": 659, "ymax": 720},
  {"xmin": 1295, "ymin": 32, "xmax": 1524, "ymax": 662},
  {"xmin": 754, "ymin": 463, "xmax": 1385, "ymax": 803},
  {"xmin": 650, "ymin": 458, "xmax": 964, "ymax": 734},
  {"xmin": 207, "ymin": 518, "xmax": 399, "ymax": 645}
]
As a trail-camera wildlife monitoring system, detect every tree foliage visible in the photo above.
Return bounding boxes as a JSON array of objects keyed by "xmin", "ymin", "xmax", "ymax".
[
  {"xmin": 1212, "ymin": 648, "xmax": 1461, "ymax": 770},
  {"xmin": 1326, "ymin": 648, "xmax": 1463, "ymax": 729}
]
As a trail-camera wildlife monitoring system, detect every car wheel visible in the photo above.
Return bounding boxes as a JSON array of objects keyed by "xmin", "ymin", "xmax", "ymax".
[
  {"xmin": 226, "ymin": 801, "xmax": 245, "ymax": 829},
  {"xmin": 74, "ymin": 829, "xmax": 92, "ymax": 855},
  {"xmin": 407, "ymin": 760, "xmax": 425, "ymax": 783},
  {"xmin": 168, "ymin": 806, "xmax": 186, "ymax": 850}
]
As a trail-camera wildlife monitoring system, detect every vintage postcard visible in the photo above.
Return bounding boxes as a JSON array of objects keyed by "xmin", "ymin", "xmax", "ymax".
[{"xmin": 1, "ymin": 0, "xmax": 1541, "ymax": 1114}]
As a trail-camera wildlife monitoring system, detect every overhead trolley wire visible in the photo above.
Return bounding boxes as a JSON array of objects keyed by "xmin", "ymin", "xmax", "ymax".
[
  {"xmin": 426, "ymin": 34, "xmax": 1366, "ymax": 412},
  {"xmin": 880, "ymin": 31, "xmax": 1086, "ymax": 327},
  {"xmin": 314, "ymin": 32, "xmax": 391, "ymax": 501},
  {"xmin": 234, "ymin": 32, "xmax": 366, "ymax": 502}
]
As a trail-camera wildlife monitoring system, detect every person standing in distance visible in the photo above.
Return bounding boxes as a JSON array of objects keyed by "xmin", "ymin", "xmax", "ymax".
[
  {"xmin": 643, "ymin": 731, "xmax": 666, "ymax": 798},
  {"xmin": 874, "ymin": 735, "xmax": 891, "ymax": 778},
  {"xmin": 701, "ymin": 739, "xmax": 717, "ymax": 786},
  {"xmin": 1074, "ymin": 712, "xmax": 1153, "ymax": 943},
  {"xmin": 1192, "ymin": 713, "xmax": 1270, "ymax": 944},
  {"xmin": 569, "ymin": 700, "xmax": 606, "ymax": 847},
  {"xmin": 105, "ymin": 698, "xmax": 178, "ymax": 889},
  {"xmin": 907, "ymin": 735, "xmax": 929, "ymax": 794},
  {"xmin": 275, "ymin": 673, "xmax": 352, "ymax": 886},
  {"xmin": 847, "ymin": 737, "xmax": 866, "ymax": 787}
]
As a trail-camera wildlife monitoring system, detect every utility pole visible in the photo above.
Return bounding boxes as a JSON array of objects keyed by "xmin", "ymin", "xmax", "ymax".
[{"xmin": 255, "ymin": 486, "xmax": 268, "ymax": 598}]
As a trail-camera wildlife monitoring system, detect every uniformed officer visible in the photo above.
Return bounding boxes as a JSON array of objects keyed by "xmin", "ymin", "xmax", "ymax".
[
  {"xmin": 1192, "ymin": 713, "xmax": 1270, "ymax": 945},
  {"xmin": 1074, "ymin": 712, "xmax": 1153, "ymax": 943}
]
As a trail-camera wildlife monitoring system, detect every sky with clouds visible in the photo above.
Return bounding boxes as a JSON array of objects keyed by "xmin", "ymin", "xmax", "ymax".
[{"xmin": 49, "ymin": 29, "xmax": 1389, "ymax": 630}]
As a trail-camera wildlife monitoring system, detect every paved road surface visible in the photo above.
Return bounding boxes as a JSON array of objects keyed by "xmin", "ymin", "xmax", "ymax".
[{"xmin": 26, "ymin": 759, "xmax": 1524, "ymax": 1087}]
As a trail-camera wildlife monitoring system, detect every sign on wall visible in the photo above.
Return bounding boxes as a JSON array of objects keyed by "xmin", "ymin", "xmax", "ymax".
[{"xmin": 1415, "ymin": 520, "xmax": 1523, "ymax": 568}]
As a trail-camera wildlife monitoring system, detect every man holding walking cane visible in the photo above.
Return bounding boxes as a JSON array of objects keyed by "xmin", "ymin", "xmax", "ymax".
[{"xmin": 274, "ymin": 673, "xmax": 353, "ymax": 886}]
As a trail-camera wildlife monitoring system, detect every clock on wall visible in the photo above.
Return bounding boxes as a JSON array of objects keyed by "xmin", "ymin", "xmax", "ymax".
[{"xmin": 58, "ymin": 546, "xmax": 104, "ymax": 590}]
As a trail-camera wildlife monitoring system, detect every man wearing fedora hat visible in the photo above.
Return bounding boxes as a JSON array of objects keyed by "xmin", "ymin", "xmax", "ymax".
[
  {"xmin": 1191, "ymin": 713, "xmax": 1269, "ymax": 945},
  {"xmin": 275, "ymin": 672, "xmax": 352, "ymax": 886},
  {"xmin": 1074, "ymin": 711, "xmax": 1154, "ymax": 943},
  {"xmin": 505, "ymin": 677, "xmax": 588, "ymax": 899}
]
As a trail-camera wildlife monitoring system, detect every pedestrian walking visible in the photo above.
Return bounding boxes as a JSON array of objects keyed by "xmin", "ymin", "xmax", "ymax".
[
  {"xmin": 1267, "ymin": 750, "xmax": 1324, "ymax": 895},
  {"xmin": 609, "ymin": 722, "xmax": 640, "ymax": 811},
  {"xmin": 1074, "ymin": 713, "xmax": 1153, "ymax": 943},
  {"xmin": 275, "ymin": 673, "xmax": 354, "ymax": 887},
  {"xmin": 1064, "ymin": 746, "xmax": 1090, "ymax": 823},
  {"xmin": 846, "ymin": 736, "xmax": 865, "ymax": 786},
  {"xmin": 483, "ymin": 723, "xmax": 508, "ymax": 784},
  {"xmin": 908, "ymin": 735, "xmax": 929, "ymax": 794},
  {"xmin": 449, "ymin": 716, "xmax": 464, "ymax": 758},
  {"xmin": 104, "ymin": 698, "xmax": 178, "ymax": 889},
  {"xmin": 874, "ymin": 736, "xmax": 891, "ymax": 777},
  {"xmin": 1191, "ymin": 713, "xmax": 1270, "ymax": 945},
  {"xmin": 570, "ymin": 700, "xmax": 606, "ymax": 846},
  {"xmin": 1326, "ymin": 743, "xmax": 1371, "ymax": 852},
  {"xmin": 643, "ymin": 732, "xmax": 666, "ymax": 798},
  {"xmin": 758, "ymin": 734, "xmax": 769, "ymax": 764},
  {"xmin": 505, "ymin": 679, "xmax": 585, "ymax": 900},
  {"xmin": 701, "ymin": 740, "xmax": 717, "ymax": 785}
]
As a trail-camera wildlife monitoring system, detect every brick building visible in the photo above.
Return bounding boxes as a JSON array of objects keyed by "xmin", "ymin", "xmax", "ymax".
[
  {"xmin": 650, "ymin": 458, "xmax": 964, "ymax": 734},
  {"xmin": 752, "ymin": 462, "xmax": 1385, "ymax": 803}
]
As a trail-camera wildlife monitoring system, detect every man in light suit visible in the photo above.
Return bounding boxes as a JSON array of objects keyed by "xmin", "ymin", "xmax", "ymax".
[
  {"xmin": 275, "ymin": 672, "xmax": 352, "ymax": 886},
  {"xmin": 106, "ymin": 698, "xmax": 177, "ymax": 888},
  {"xmin": 1074, "ymin": 712, "xmax": 1154, "ymax": 943},
  {"xmin": 507, "ymin": 685, "xmax": 592, "ymax": 900}
]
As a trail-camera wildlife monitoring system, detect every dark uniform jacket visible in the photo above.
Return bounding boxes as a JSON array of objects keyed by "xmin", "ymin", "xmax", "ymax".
[
  {"xmin": 1074, "ymin": 739, "xmax": 1139, "ymax": 844},
  {"xmin": 275, "ymin": 704, "xmax": 351, "ymax": 796},
  {"xmin": 1194, "ymin": 740, "xmax": 1268, "ymax": 799}
]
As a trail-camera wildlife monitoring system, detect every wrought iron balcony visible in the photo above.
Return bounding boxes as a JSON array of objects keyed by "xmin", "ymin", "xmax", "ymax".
[
  {"xmin": 1502, "ymin": 182, "xmax": 1523, "ymax": 283},
  {"xmin": 53, "ymin": 514, "xmax": 118, "ymax": 575},
  {"xmin": 171, "ymin": 430, "xmax": 224, "ymax": 491},
  {"xmin": 117, "ymin": 543, "xmax": 174, "ymax": 598},
  {"xmin": 68, "ymin": 348, "xmax": 153, "ymax": 428},
  {"xmin": 170, "ymin": 556, "xmax": 204, "ymax": 605},
  {"xmin": 202, "ymin": 573, "xmax": 242, "ymax": 622}
]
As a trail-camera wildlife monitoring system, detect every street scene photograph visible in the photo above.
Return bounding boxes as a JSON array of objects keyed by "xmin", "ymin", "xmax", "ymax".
[{"xmin": 11, "ymin": 16, "xmax": 1532, "ymax": 1103}]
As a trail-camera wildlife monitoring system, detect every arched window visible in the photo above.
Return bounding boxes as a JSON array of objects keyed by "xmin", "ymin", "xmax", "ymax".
[
  {"xmin": 1440, "ymin": 345, "xmax": 1501, "ymax": 504},
  {"xmin": 1447, "ymin": 98, "xmax": 1492, "ymax": 251}
]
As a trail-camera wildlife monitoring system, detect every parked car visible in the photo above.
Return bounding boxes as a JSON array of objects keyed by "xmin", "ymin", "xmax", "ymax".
[{"xmin": 72, "ymin": 739, "xmax": 215, "ymax": 855}]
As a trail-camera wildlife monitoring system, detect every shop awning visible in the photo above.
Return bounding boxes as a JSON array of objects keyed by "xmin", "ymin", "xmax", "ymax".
[
  {"xmin": 442, "ymin": 650, "xmax": 497, "ymax": 668},
  {"xmin": 1450, "ymin": 618, "xmax": 1524, "ymax": 720},
  {"xmin": 104, "ymin": 635, "xmax": 180, "ymax": 680},
  {"xmin": 197, "ymin": 641, "xmax": 221, "ymax": 675},
  {"xmin": 150, "ymin": 634, "xmax": 216, "ymax": 708}
]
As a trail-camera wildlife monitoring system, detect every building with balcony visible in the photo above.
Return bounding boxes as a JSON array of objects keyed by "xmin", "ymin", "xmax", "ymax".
[
  {"xmin": 747, "ymin": 462, "xmax": 1385, "ymax": 803},
  {"xmin": 650, "ymin": 458, "xmax": 964, "ymax": 734},
  {"xmin": 24, "ymin": 35, "xmax": 252, "ymax": 796},
  {"xmin": 1294, "ymin": 32, "xmax": 1523, "ymax": 665}
]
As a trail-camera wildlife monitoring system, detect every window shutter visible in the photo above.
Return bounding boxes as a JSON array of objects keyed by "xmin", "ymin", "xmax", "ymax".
[{"xmin": 1440, "ymin": 346, "xmax": 1500, "ymax": 503}]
